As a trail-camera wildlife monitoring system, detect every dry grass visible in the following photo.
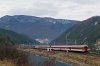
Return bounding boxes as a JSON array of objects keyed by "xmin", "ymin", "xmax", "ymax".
[
  {"xmin": 58, "ymin": 53, "xmax": 100, "ymax": 66},
  {"xmin": 0, "ymin": 59, "xmax": 16, "ymax": 66}
]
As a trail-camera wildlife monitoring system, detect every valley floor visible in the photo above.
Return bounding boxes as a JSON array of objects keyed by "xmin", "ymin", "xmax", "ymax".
[{"xmin": 20, "ymin": 48, "xmax": 100, "ymax": 66}]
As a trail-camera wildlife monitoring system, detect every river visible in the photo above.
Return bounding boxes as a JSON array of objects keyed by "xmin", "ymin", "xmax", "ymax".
[{"xmin": 26, "ymin": 52, "xmax": 71, "ymax": 66}]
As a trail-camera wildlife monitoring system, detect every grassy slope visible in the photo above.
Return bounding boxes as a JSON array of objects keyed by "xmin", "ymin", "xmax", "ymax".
[
  {"xmin": 0, "ymin": 28, "xmax": 39, "ymax": 44},
  {"xmin": 53, "ymin": 16, "xmax": 100, "ymax": 45}
]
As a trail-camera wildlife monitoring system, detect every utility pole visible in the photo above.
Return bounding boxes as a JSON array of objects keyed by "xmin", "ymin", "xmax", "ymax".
[
  {"xmin": 66, "ymin": 34, "xmax": 68, "ymax": 45},
  {"xmin": 66, "ymin": 32, "xmax": 70, "ymax": 45},
  {"xmin": 54, "ymin": 42, "xmax": 55, "ymax": 45},
  {"xmin": 82, "ymin": 37, "xmax": 87, "ymax": 45},
  {"xmin": 75, "ymin": 40, "xmax": 77, "ymax": 45}
]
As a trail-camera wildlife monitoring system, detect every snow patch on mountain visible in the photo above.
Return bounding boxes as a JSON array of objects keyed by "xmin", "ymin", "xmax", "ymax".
[{"xmin": 94, "ymin": 21, "xmax": 98, "ymax": 25}]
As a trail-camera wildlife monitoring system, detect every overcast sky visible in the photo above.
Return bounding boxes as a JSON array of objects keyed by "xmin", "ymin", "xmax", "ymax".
[{"xmin": 0, "ymin": 0, "xmax": 100, "ymax": 20}]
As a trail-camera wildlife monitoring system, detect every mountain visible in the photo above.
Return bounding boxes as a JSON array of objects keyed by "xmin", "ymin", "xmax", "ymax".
[
  {"xmin": 0, "ymin": 28, "xmax": 39, "ymax": 44},
  {"xmin": 53, "ymin": 16, "xmax": 100, "ymax": 45},
  {"xmin": 0, "ymin": 15, "xmax": 78, "ymax": 41}
]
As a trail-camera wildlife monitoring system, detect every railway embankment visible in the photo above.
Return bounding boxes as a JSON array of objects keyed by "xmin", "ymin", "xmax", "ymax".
[{"xmin": 19, "ymin": 48, "xmax": 100, "ymax": 66}]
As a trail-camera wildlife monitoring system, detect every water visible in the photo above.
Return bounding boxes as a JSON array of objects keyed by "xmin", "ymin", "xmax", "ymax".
[{"xmin": 26, "ymin": 53, "xmax": 71, "ymax": 66}]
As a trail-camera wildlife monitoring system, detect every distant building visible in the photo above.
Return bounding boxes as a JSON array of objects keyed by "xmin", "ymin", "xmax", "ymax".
[{"xmin": 35, "ymin": 38, "xmax": 49, "ymax": 44}]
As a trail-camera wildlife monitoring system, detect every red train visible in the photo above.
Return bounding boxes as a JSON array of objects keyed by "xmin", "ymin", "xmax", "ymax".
[{"xmin": 34, "ymin": 45, "xmax": 89, "ymax": 52}]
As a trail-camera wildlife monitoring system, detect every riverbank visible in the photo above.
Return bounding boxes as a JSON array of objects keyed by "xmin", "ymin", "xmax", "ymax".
[{"xmin": 20, "ymin": 48, "xmax": 100, "ymax": 66}]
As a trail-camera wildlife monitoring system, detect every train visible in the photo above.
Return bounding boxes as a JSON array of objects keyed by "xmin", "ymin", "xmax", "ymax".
[{"xmin": 33, "ymin": 45, "xmax": 89, "ymax": 52}]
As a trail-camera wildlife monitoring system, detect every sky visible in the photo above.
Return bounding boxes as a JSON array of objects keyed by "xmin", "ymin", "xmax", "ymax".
[{"xmin": 0, "ymin": 0, "xmax": 100, "ymax": 20}]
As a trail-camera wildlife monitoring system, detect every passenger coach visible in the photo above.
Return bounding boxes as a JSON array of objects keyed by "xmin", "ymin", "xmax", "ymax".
[{"xmin": 34, "ymin": 45, "xmax": 88, "ymax": 52}]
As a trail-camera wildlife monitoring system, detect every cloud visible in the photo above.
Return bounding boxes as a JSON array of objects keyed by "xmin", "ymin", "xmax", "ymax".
[
  {"xmin": 69, "ymin": 0, "xmax": 100, "ymax": 4},
  {"xmin": 0, "ymin": 0, "xmax": 100, "ymax": 20},
  {"xmin": 8, "ymin": 2, "xmax": 59, "ymax": 17}
]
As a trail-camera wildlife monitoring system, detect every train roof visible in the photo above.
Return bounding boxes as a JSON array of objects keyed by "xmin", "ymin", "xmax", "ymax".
[{"xmin": 35, "ymin": 45, "xmax": 88, "ymax": 47}]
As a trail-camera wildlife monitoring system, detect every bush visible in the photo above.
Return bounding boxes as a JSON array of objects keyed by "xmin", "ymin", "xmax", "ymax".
[{"xmin": 0, "ymin": 36, "xmax": 30, "ymax": 66}]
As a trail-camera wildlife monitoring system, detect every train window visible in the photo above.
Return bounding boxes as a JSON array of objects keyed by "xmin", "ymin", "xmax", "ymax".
[{"xmin": 84, "ymin": 46, "xmax": 88, "ymax": 48}]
